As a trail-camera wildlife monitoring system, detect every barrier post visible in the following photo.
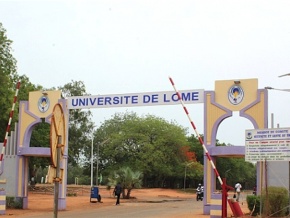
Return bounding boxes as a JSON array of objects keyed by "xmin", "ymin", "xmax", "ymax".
[{"xmin": 222, "ymin": 179, "xmax": 227, "ymax": 218}]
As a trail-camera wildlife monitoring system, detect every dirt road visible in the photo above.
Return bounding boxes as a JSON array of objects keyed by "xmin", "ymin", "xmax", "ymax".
[{"xmin": 3, "ymin": 187, "xmax": 249, "ymax": 218}]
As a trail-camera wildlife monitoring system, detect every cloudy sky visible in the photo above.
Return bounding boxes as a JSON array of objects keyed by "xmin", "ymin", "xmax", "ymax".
[{"xmin": 1, "ymin": 0, "xmax": 290, "ymax": 145}]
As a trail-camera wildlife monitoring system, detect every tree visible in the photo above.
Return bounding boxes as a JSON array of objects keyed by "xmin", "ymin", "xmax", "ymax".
[
  {"xmin": 59, "ymin": 80, "xmax": 95, "ymax": 166},
  {"xmin": 0, "ymin": 23, "xmax": 46, "ymax": 179},
  {"xmin": 216, "ymin": 156, "xmax": 256, "ymax": 189},
  {"xmin": 184, "ymin": 161, "xmax": 204, "ymax": 187},
  {"xmin": 0, "ymin": 23, "xmax": 19, "ymax": 138},
  {"xmin": 187, "ymin": 134, "xmax": 204, "ymax": 164},
  {"xmin": 94, "ymin": 111, "xmax": 189, "ymax": 188},
  {"xmin": 67, "ymin": 163, "xmax": 90, "ymax": 185},
  {"xmin": 0, "ymin": 22, "xmax": 43, "ymax": 136},
  {"xmin": 108, "ymin": 166, "xmax": 143, "ymax": 199}
]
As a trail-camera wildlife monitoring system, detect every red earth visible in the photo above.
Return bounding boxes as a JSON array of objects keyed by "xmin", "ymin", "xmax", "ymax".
[{"xmin": 3, "ymin": 186, "xmax": 252, "ymax": 218}]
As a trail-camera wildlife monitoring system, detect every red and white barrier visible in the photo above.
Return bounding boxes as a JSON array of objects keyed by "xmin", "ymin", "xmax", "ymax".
[
  {"xmin": 168, "ymin": 77, "xmax": 223, "ymax": 186},
  {"xmin": 0, "ymin": 81, "xmax": 21, "ymax": 169}
]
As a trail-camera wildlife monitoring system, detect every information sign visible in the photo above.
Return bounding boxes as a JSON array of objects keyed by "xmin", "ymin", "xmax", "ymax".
[{"xmin": 245, "ymin": 128, "xmax": 290, "ymax": 162}]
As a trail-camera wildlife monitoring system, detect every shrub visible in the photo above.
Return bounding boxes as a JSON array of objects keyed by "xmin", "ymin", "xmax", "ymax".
[
  {"xmin": 77, "ymin": 175, "xmax": 91, "ymax": 185},
  {"xmin": 261, "ymin": 186, "xmax": 289, "ymax": 217},
  {"xmin": 246, "ymin": 195, "xmax": 260, "ymax": 216},
  {"xmin": 67, "ymin": 192, "xmax": 77, "ymax": 197},
  {"xmin": 6, "ymin": 197, "xmax": 23, "ymax": 209}
]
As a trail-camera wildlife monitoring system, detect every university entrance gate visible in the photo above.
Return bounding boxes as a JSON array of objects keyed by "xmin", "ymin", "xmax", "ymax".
[{"xmin": 0, "ymin": 78, "xmax": 267, "ymax": 217}]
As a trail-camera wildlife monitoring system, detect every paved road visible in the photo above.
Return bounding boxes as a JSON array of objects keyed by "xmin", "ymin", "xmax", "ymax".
[{"xmin": 22, "ymin": 198, "xmax": 205, "ymax": 218}]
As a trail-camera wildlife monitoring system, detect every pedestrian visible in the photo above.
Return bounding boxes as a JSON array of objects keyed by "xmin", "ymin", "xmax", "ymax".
[
  {"xmin": 253, "ymin": 185, "xmax": 257, "ymax": 195},
  {"xmin": 234, "ymin": 182, "xmax": 242, "ymax": 202},
  {"xmin": 113, "ymin": 182, "xmax": 122, "ymax": 205}
]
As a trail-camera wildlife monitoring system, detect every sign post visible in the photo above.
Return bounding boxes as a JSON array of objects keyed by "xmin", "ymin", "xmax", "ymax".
[{"xmin": 245, "ymin": 128, "xmax": 290, "ymax": 162}]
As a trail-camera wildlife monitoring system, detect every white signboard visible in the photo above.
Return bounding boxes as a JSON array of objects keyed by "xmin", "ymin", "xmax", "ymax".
[
  {"xmin": 67, "ymin": 89, "xmax": 204, "ymax": 109},
  {"xmin": 245, "ymin": 128, "xmax": 290, "ymax": 162}
]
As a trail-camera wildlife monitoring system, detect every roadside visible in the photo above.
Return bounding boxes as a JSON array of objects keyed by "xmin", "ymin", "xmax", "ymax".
[{"xmin": 3, "ymin": 187, "xmax": 250, "ymax": 218}]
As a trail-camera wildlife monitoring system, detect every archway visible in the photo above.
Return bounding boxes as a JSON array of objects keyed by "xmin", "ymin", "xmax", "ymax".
[
  {"xmin": 217, "ymin": 111, "xmax": 254, "ymax": 146},
  {"xmin": 203, "ymin": 79, "xmax": 267, "ymax": 217},
  {"xmin": 0, "ymin": 78, "xmax": 268, "ymax": 217}
]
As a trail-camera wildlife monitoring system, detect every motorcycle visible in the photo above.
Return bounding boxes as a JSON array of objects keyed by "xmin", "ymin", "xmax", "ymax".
[{"xmin": 196, "ymin": 186, "xmax": 204, "ymax": 201}]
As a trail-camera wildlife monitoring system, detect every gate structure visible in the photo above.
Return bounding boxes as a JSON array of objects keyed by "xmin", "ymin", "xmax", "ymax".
[
  {"xmin": 0, "ymin": 90, "xmax": 68, "ymax": 210},
  {"xmin": 203, "ymin": 78, "xmax": 267, "ymax": 217},
  {"xmin": 0, "ymin": 78, "xmax": 267, "ymax": 216}
]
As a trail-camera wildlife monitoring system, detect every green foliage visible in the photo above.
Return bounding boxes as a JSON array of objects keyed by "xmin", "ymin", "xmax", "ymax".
[
  {"xmin": 59, "ymin": 80, "xmax": 95, "ymax": 166},
  {"xmin": 187, "ymin": 134, "xmax": 204, "ymax": 164},
  {"xmin": 67, "ymin": 164, "xmax": 88, "ymax": 185},
  {"xmin": 261, "ymin": 186, "xmax": 289, "ymax": 217},
  {"xmin": 108, "ymin": 166, "xmax": 143, "ymax": 199},
  {"xmin": 67, "ymin": 192, "xmax": 77, "ymax": 197},
  {"xmin": 0, "ymin": 22, "xmax": 258, "ymax": 193},
  {"xmin": 188, "ymin": 134, "xmax": 256, "ymax": 188},
  {"xmin": 77, "ymin": 175, "xmax": 91, "ymax": 185},
  {"xmin": 95, "ymin": 111, "xmax": 189, "ymax": 187},
  {"xmin": 0, "ymin": 23, "xmax": 18, "ymax": 138},
  {"xmin": 185, "ymin": 161, "xmax": 204, "ymax": 181},
  {"xmin": 0, "ymin": 23, "xmax": 44, "ymax": 177},
  {"xmin": 246, "ymin": 195, "xmax": 260, "ymax": 216},
  {"xmin": 6, "ymin": 197, "xmax": 23, "ymax": 209},
  {"xmin": 216, "ymin": 156, "xmax": 256, "ymax": 189},
  {"xmin": 29, "ymin": 122, "xmax": 51, "ymax": 180}
]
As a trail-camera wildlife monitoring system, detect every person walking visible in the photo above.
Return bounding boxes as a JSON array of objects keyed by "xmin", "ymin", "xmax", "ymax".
[
  {"xmin": 235, "ymin": 182, "xmax": 242, "ymax": 202},
  {"xmin": 253, "ymin": 185, "xmax": 257, "ymax": 195},
  {"xmin": 113, "ymin": 182, "xmax": 122, "ymax": 205}
]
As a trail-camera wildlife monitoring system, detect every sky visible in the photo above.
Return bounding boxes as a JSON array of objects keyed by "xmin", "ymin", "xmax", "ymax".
[{"xmin": 1, "ymin": 0, "xmax": 290, "ymax": 145}]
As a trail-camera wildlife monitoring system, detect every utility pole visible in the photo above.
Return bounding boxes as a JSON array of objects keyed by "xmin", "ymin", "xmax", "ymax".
[{"xmin": 96, "ymin": 138, "xmax": 110, "ymax": 186}]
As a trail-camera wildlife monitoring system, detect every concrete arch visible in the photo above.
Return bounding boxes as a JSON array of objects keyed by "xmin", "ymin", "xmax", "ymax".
[
  {"xmin": 0, "ymin": 90, "xmax": 68, "ymax": 210},
  {"xmin": 203, "ymin": 79, "xmax": 268, "ymax": 217},
  {"xmin": 216, "ymin": 111, "xmax": 254, "ymax": 146}
]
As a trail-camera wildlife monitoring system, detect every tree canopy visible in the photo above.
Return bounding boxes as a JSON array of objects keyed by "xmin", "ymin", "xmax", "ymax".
[
  {"xmin": 0, "ymin": 23, "xmax": 19, "ymax": 137},
  {"xmin": 90, "ymin": 112, "xmax": 192, "ymax": 187},
  {"xmin": 59, "ymin": 80, "xmax": 95, "ymax": 166}
]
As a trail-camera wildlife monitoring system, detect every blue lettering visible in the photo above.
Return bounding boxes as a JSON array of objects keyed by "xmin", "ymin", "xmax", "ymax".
[
  {"xmin": 152, "ymin": 94, "xmax": 158, "ymax": 103},
  {"xmin": 163, "ymin": 94, "xmax": 170, "ymax": 102},
  {"xmin": 79, "ymin": 98, "xmax": 87, "ymax": 106},
  {"xmin": 181, "ymin": 92, "xmax": 191, "ymax": 101},
  {"xmin": 143, "ymin": 95, "xmax": 150, "ymax": 103},
  {"xmin": 69, "ymin": 90, "xmax": 203, "ymax": 108},
  {"xmin": 105, "ymin": 97, "xmax": 112, "ymax": 105},
  {"xmin": 90, "ymin": 98, "xmax": 96, "ymax": 106},
  {"xmin": 191, "ymin": 92, "xmax": 199, "ymax": 100},
  {"xmin": 72, "ymin": 99, "xmax": 78, "ymax": 106},
  {"xmin": 179, "ymin": 92, "xmax": 199, "ymax": 101},
  {"xmin": 98, "ymin": 97, "xmax": 104, "ymax": 105},
  {"xmin": 172, "ymin": 94, "xmax": 179, "ymax": 101},
  {"xmin": 132, "ymin": 95, "xmax": 138, "ymax": 104},
  {"xmin": 113, "ymin": 96, "xmax": 120, "ymax": 104},
  {"xmin": 124, "ymin": 96, "xmax": 130, "ymax": 104}
]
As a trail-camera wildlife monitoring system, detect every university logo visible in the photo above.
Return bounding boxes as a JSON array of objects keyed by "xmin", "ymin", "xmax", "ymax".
[
  {"xmin": 38, "ymin": 95, "xmax": 50, "ymax": 113},
  {"xmin": 228, "ymin": 85, "xmax": 244, "ymax": 105},
  {"xmin": 246, "ymin": 132, "xmax": 252, "ymax": 139}
]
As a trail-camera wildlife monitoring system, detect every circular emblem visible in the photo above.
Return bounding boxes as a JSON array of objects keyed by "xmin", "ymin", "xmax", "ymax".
[
  {"xmin": 246, "ymin": 132, "xmax": 252, "ymax": 140},
  {"xmin": 38, "ymin": 95, "xmax": 50, "ymax": 112},
  {"xmin": 228, "ymin": 85, "xmax": 244, "ymax": 105}
]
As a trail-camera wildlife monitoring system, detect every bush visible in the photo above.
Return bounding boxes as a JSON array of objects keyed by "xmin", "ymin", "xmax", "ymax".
[
  {"xmin": 261, "ymin": 186, "xmax": 289, "ymax": 217},
  {"xmin": 6, "ymin": 197, "xmax": 23, "ymax": 209},
  {"xmin": 77, "ymin": 175, "xmax": 91, "ymax": 185},
  {"xmin": 67, "ymin": 192, "xmax": 77, "ymax": 197},
  {"xmin": 246, "ymin": 195, "xmax": 260, "ymax": 216}
]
